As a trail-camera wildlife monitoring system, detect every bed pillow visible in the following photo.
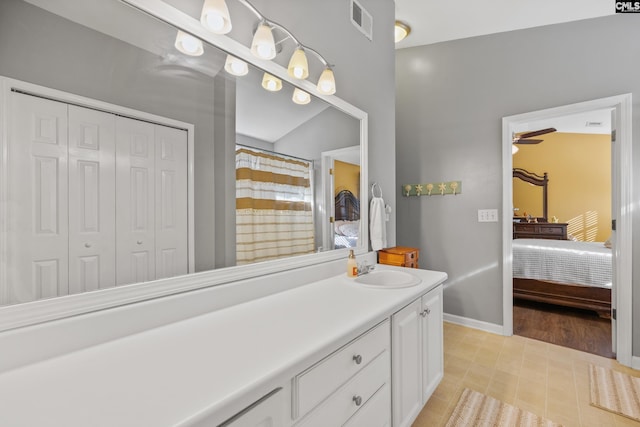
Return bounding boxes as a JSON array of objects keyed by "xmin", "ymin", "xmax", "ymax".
[{"xmin": 339, "ymin": 221, "xmax": 360, "ymax": 237}]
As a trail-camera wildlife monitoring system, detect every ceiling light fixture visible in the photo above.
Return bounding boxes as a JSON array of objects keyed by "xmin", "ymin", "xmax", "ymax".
[
  {"xmin": 262, "ymin": 73, "xmax": 283, "ymax": 92},
  {"xmin": 394, "ymin": 20, "xmax": 411, "ymax": 43},
  {"xmin": 287, "ymin": 47, "xmax": 309, "ymax": 79},
  {"xmin": 316, "ymin": 67, "xmax": 336, "ymax": 95},
  {"xmin": 174, "ymin": 30, "xmax": 204, "ymax": 56},
  {"xmin": 251, "ymin": 21, "xmax": 277, "ymax": 60},
  {"xmin": 292, "ymin": 88, "xmax": 311, "ymax": 105},
  {"xmin": 224, "ymin": 55, "xmax": 249, "ymax": 76},
  {"xmin": 200, "ymin": 0, "xmax": 232, "ymax": 34}
]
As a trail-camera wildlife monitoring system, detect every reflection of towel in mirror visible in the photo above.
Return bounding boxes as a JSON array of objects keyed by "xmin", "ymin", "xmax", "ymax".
[{"xmin": 370, "ymin": 196, "xmax": 387, "ymax": 251}]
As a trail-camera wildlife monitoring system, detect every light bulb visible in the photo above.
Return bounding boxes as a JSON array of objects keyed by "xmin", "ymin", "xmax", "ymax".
[
  {"xmin": 261, "ymin": 73, "xmax": 282, "ymax": 92},
  {"xmin": 174, "ymin": 31, "xmax": 204, "ymax": 56},
  {"xmin": 287, "ymin": 48, "xmax": 309, "ymax": 80},
  {"xmin": 224, "ymin": 55, "xmax": 248, "ymax": 76},
  {"xmin": 512, "ymin": 144, "xmax": 519, "ymax": 155},
  {"xmin": 251, "ymin": 23, "xmax": 276, "ymax": 60},
  {"xmin": 316, "ymin": 68, "xmax": 336, "ymax": 95},
  {"xmin": 292, "ymin": 88, "xmax": 311, "ymax": 105},
  {"xmin": 200, "ymin": 0, "xmax": 232, "ymax": 34}
]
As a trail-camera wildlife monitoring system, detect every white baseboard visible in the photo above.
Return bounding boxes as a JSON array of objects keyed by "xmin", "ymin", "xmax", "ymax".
[
  {"xmin": 444, "ymin": 313, "xmax": 505, "ymax": 336},
  {"xmin": 631, "ymin": 356, "xmax": 640, "ymax": 371}
]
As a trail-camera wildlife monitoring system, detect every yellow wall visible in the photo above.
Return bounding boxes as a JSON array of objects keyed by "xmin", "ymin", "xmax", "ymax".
[
  {"xmin": 513, "ymin": 132, "xmax": 611, "ymax": 242},
  {"xmin": 334, "ymin": 160, "xmax": 360, "ymax": 198}
]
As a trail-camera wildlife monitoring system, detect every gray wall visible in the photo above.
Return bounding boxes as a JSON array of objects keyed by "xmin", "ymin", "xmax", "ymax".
[{"xmin": 396, "ymin": 15, "xmax": 640, "ymax": 352}]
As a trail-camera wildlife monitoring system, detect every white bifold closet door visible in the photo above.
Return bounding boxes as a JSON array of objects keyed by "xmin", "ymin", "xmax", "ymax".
[
  {"xmin": 8, "ymin": 92, "xmax": 70, "ymax": 302},
  {"xmin": 115, "ymin": 116, "xmax": 188, "ymax": 286},
  {"xmin": 7, "ymin": 92, "xmax": 188, "ymax": 304}
]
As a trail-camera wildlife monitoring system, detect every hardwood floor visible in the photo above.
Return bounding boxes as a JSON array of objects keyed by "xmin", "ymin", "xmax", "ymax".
[{"xmin": 513, "ymin": 299, "xmax": 614, "ymax": 359}]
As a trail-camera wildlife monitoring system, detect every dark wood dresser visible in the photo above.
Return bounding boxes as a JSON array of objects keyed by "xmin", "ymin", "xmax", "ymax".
[
  {"xmin": 378, "ymin": 246, "xmax": 419, "ymax": 268},
  {"xmin": 513, "ymin": 222, "xmax": 568, "ymax": 240}
]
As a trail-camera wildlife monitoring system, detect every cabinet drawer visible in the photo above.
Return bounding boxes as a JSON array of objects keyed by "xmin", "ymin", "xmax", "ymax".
[
  {"xmin": 539, "ymin": 225, "xmax": 563, "ymax": 235},
  {"xmin": 295, "ymin": 351, "xmax": 390, "ymax": 427},
  {"xmin": 378, "ymin": 252, "xmax": 406, "ymax": 265},
  {"xmin": 343, "ymin": 383, "xmax": 390, "ymax": 427},
  {"xmin": 294, "ymin": 320, "xmax": 390, "ymax": 419}
]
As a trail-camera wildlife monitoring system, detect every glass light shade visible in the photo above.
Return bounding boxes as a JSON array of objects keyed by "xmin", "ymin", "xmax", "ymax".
[
  {"xmin": 292, "ymin": 88, "xmax": 311, "ymax": 105},
  {"xmin": 200, "ymin": 0, "xmax": 232, "ymax": 34},
  {"xmin": 261, "ymin": 73, "xmax": 282, "ymax": 92},
  {"xmin": 174, "ymin": 30, "xmax": 204, "ymax": 56},
  {"xmin": 512, "ymin": 144, "xmax": 519, "ymax": 154},
  {"xmin": 287, "ymin": 48, "xmax": 309, "ymax": 79},
  {"xmin": 316, "ymin": 68, "xmax": 336, "ymax": 95},
  {"xmin": 251, "ymin": 23, "xmax": 276, "ymax": 60},
  {"xmin": 224, "ymin": 55, "xmax": 248, "ymax": 76},
  {"xmin": 394, "ymin": 21, "xmax": 411, "ymax": 43}
]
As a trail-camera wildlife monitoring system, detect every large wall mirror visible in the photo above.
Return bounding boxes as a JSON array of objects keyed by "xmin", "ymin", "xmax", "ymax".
[{"xmin": 0, "ymin": 0, "xmax": 367, "ymax": 329}]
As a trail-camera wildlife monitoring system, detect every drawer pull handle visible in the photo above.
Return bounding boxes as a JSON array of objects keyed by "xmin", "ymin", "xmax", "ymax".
[
  {"xmin": 353, "ymin": 395, "xmax": 362, "ymax": 406},
  {"xmin": 84, "ymin": 243, "xmax": 92, "ymax": 248},
  {"xmin": 353, "ymin": 354, "xmax": 363, "ymax": 365},
  {"xmin": 137, "ymin": 240, "xmax": 143, "ymax": 245}
]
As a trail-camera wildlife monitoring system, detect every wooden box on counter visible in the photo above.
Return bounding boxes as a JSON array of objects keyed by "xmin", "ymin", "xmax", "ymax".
[{"xmin": 378, "ymin": 246, "xmax": 419, "ymax": 268}]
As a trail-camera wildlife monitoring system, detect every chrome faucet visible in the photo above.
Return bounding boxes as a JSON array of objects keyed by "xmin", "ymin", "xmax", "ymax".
[{"xmin": 357, "ymin": 262, "xmax": 375, "ymax": 276}]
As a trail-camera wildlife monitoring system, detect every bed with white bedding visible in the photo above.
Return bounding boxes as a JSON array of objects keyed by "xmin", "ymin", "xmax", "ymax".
[{"xmin": 512, "ymin": 238, "xmax": 612, "ymax": 317}]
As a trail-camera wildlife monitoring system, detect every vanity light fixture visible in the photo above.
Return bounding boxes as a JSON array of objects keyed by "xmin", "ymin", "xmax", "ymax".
[
  {"xmin": 512, "ymin": 144, "xmax": 519, "ymax": 154},
  {"xmin": 251, "ymin": 21, "xmax": 277, "ymax": 60},
  {"xmin": 224, "ymin": 54, "xmax": 249, "ymax": 76},
  {"xmin": 262, "ymin": 73, "xmax": 283, "ymax": 91},
  {"xmin": 316, "ymin": 67, "xmax": 336, "ymax": 95},
  {"xmin": 174, "ymin": 30, "xmax": 204, "ymax": 56},
  {"xmin": 394, "ymin": 20, "xmax": 411, "ymax": 43},
  {"xmin": 200, "ymin": 0, "xmax": 232, "ymax": 34},
  {"xmin": 292, "ymin": 88, "xmax": 311, "ymax": 105},
  {"xmin": 287, "ymin": 47, "xmax": 309, "ymax": 79}
]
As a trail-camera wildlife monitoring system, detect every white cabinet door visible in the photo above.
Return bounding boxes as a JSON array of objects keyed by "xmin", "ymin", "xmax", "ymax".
[
  {"xmin": 68, "ymin": 105, "xmax": 116, "ymax": 294},
  {"xmin": 115, "ymin": 116, "xmax": 156, "ymax": 286},
  {"xmin": 421, "ymin": 286, "xmax": 443, "ymax": 403},
  {"xmin": 391, "ymin": 298, "xmax": 423, "ymax": 427},
  {"xmin": 7, "ymin": 92, "xmax": 69, "ymax": 303},
  {"xmin": 154, "ymin": 125, "xmax": 188, "ymax": 280}
]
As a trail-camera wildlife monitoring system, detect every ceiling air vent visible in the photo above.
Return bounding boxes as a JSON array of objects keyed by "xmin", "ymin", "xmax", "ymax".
[{"xmin": 351, "ymin": 0, "xmax": 373, "ymax": 41}]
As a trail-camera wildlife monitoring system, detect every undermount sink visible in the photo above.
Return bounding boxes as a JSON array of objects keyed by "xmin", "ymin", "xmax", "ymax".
[{"xmin": 354, "ymin": 269, "xmax": 422, "ymax": 288}]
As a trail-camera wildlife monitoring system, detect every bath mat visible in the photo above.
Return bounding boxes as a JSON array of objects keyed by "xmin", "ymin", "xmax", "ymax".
[
  {"xmin": 446, "ymin": 388, "xmax": 562, "ymax": 427},
  {"xmin": 590, "ymin": 364, "xmax": 640, "ymax": 421}
]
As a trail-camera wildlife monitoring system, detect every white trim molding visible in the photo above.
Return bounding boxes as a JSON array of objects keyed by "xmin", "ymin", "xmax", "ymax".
[{"xmin": 444, "ymin": 313, "xmax": 504, "ymax": 336}]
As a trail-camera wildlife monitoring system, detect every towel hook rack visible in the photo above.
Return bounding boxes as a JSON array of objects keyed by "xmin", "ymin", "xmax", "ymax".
[{"xmin": 371, "ymin": 182, "xmax": 383, "ymax": 198}]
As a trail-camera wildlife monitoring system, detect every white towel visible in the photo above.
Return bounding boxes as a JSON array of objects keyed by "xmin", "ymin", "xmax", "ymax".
[{"xmin": 370, "ymin": 196, "xmax": 387, "ymax": 251}]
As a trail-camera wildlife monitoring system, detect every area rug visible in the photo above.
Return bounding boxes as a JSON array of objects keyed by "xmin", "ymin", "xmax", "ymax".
[
  {"xmin": 446, "ymin": 388, "xmax": 562, "ymax": 427},
  {"xmin": 589, "ymin": 364, "xmax": 640, "ymax": 421}
]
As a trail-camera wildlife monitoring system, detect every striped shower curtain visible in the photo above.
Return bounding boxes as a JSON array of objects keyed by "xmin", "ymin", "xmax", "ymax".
[{"xmin": 236, "ymin": 148, "xmax": 314, "ymax": 265}]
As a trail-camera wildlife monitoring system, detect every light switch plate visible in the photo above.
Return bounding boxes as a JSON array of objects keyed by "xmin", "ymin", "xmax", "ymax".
[{"xmin": 478, "ymin": 209, "xmax": 498, "ymax": 222}]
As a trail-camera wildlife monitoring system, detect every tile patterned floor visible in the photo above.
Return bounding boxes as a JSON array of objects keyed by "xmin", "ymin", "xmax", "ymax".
[{"xmin": 412, "ymin": 322, "xmax": 640, "ymax": 427}]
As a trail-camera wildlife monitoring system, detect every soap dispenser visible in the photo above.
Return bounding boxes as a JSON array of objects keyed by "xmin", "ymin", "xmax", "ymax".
[{"xmin": 347, "ymin": 249, "xmax": 357, "ymax": 277}]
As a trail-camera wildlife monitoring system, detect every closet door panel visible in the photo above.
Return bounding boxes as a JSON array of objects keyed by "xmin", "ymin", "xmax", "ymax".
[
  {"xmin": 155, "ymin": 125, "xmax": 188, "ymax": 279},
  {"xmin": 68, "ymin": 105, "xmax": 116, "ymax": 294},
  {"xmin": 7, "ymin": 93, "xmax": 69, "ymax": 303},
  {"xmin": 115, "ymin": 116, "xmax": 155, "ymax": 286}
]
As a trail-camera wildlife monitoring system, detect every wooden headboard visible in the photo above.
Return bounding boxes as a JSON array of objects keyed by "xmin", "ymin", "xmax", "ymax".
[
  {"xmin": 513, "ymin": 168, "xmax": 548, "ymax": 222},
  {"xmin": 335, "ymin": 190, "xmax": 360, "ymax": 221}
]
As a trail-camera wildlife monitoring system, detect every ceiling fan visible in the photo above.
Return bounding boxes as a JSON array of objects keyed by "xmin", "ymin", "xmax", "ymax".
[{"xmin": 512, "ymin": 127, "xmax": 557, "ymax": 145}]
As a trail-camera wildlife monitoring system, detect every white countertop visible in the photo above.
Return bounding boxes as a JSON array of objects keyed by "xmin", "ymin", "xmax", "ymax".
[{"xmin": 0, "ymin": 265, "xmax": 446, "ymax": 427}]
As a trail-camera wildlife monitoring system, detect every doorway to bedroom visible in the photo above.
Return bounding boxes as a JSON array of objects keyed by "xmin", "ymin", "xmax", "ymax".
[
  {"xmin": 511, "ymin": 109, "xmax": 613, "ymax": 358},
  {"xmin": 502, "ymin": 94, "xmax": 633, "ymax": 366}
]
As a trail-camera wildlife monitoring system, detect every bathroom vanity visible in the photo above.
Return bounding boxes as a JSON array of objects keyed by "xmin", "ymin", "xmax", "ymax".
[{"xmin": 0, "ymin": 264, "xmax": 446, "ymax": 427}]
